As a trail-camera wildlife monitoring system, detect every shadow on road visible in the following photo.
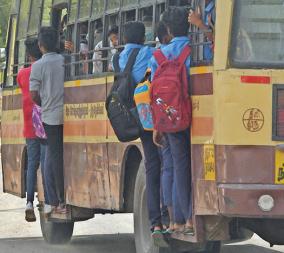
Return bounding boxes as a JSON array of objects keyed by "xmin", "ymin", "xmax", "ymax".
[
  {"xmin": 222, "ymin": 244, "xmax": 282, "ymax": 253},
  {"xmin": 0, "ymin": 233, "xmax": 135, "ymax": 253},
  {"xmin": 0, "ymin": 234, "xmax": 283, "ymax": 253}
]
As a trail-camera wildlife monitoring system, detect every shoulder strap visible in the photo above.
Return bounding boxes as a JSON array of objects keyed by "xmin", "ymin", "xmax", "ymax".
[
  {"xmin": 113, "ymin": 52, "xmax": 120, "ymax": 73},
  {"xmin": 177, "ymin": 45, "xmax": 191, "ymax": 65},
  {"xmin": 123, "ymin": 48, "xmax": 140, "ymax": 73},
  {"xmin": 153, "ymin": 49, "xmax": 167, "ymax": 66}
]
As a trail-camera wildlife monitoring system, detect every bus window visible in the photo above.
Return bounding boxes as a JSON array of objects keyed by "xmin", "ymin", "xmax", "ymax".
[
  {"xmin": 28, "ymin": 0, "xmax": 43, "ymax": 35},
  {"xmin": 231, "ymin": 0, "xmax": 284, "ymax": 68},
  {"xmin": 155, "ymin": 3, "xmax": 165, "ymax": 23},
  {"xmin": 92, "ymin": 0, "xmax": 104, "ymax": 18},
  {"xmin": 42, "ymin": 0, "xmax": 52, "ymax": 26},
  {"xmin": 139, "ymin": 6, "xmax": 154, "ymax": 42},
  {"xmin": 106, "ymin": 14, "xmax": 119, "ymax": 30},
  {"xmin": 122, "ymin": 0, "xmax": 137, "ymax": 7},
  {"xmin": 107, "ymin": 0, "xmax": 120, "ymax": 10},
  {"xmin": 121, "ymin": 10, "xmax": 136, "ymax": 23},
  {"xmin": 69, "ymin": 0, "xmax": 79, "ymax": 23},
  {"xmin": 17, "ymin": 0, "xmax": 30, "ymax": 39},
  {"xmin": 169, "ymin": 0, "xmax": 192, "ymax": 7},
  {"xmin": 5, "ymin": 16, "xmax": 17, "ymax": 87},
  {"xmin": 79, "ymin": 0, "xmax": 91, "ymax": 19}
]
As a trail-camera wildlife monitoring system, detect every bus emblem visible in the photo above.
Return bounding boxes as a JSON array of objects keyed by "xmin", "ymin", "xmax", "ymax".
[{"xmin": 242, "ymin": 108, "xmax": 264, "ymax": 132}]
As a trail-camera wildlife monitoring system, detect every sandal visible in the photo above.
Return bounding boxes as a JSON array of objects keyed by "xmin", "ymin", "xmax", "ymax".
[
  {"xmin": 152, "ymin": 230, "xmax": 169, "ymax": 248},
  {"xmin": 183, "ymin": 226, "xmax": 195, "ymax": 235}
]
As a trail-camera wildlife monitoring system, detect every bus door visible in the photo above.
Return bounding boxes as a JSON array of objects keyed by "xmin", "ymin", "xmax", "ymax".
[{"xmin": 1, "ymin": 15, "xmax": 26, "ymax": 197}]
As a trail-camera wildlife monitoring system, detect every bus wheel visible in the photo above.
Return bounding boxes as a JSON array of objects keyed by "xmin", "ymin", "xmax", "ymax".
[
  {"xmin": 39, "ymin": 212, "xmax": 74, "ymax": 244},
  {"xmin": 202, "ymin": 241, "xmax": 221, "ymax": 253},
  {"xmin": 134, "ymin": 164, "xmax": 172, "ymax": 253}
]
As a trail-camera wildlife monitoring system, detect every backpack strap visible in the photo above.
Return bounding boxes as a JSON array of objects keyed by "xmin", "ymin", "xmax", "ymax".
[
  {"xmin": 123, "ymin": 48, "xmax": 140, "ymax": 74},
  {"xmin": 177, "ymin": 45, "xmax": 191, "ymax": 65},
  {"xmin": 113, "ymin": 52, "xmax": 120, "ymax": 73},
  {"xmin": 153, "ymin": 49, "xmax": 167, "ymax": 66}
]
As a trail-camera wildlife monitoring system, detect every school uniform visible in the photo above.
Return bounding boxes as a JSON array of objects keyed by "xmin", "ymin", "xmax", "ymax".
[
  {"xmin": 115, "ymin": 44, "xmax": 163, "ymax": 229},
  {"xmin": 150, "ymin": 36, "xmax": 192, "ymax": 224}
]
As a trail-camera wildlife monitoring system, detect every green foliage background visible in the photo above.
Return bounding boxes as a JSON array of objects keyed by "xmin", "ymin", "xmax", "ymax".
[{"xmin": 0, "ymin": 0, "xmax": 11, "ymax": 47}]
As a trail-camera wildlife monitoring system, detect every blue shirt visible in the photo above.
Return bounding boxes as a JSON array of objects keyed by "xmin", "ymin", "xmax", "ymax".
[
  {"xmin": 116, "ymin": 43, "xmax": 154, "ymax": 84},
  {"xmin": 204, "ymin": 0, "xmax": 215, "ymax": 61},
  {"xmin": 150, "ymin": 36, "xmax": 191, "ymax": 80}
]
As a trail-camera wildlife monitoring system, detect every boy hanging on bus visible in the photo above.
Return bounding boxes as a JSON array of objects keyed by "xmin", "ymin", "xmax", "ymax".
[
  {"xmin": 17, "ymin": 38, "xmax": 47, "ymax": 222},
  {"xmin": 155, "ymin": 21, "xmax": 176, "ymax": 233},
  {"xmin": 151, "ymin": 7, "xmax": 194, "ymax": 235},
  {"xmin": 111, "ymin": 21, "xmax": 170, "ymax": 245},
  {"xmin": 30, "ymin": 27, "xmax": 66, "ymax": 215},
  {"xmin": 188, "ymin": 0, "xmax": 215, "ymax": 61}
]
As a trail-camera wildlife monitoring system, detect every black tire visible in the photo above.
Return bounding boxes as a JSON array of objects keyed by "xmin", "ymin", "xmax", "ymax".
[
  {"xmin": 40, "ymin": 212, "xmax": 74, "ymax": 244},
  {"xmin": 134, "ymin": 164, "xmax": 173, "ymax": 253},
  {"xmin": 201, "ymin": 241, "xmax": 221, "ymax": 253}
]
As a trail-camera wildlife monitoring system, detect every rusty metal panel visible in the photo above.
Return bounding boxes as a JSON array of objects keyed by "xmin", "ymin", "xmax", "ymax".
[
  {"xmin": 215, "ymin": 145, "xmax": 275, "ymax": 184},
  {"xmin": 64, "ymin": 143, "xmax": 112, "ymax": 209},
  {"xmin": 1, "ymin": 88, "xmax": 25, "ymax": 197},
  {"xmin": 107, "ymin": 143, "xmax": 128, "ymax": 210},
  {"xmin": 2, "ymin": 144, "xmax": 25, "ymax": 197},
  {"xmin": 218, "ymin": 184, "xmax": 284, "ymax": 217}
]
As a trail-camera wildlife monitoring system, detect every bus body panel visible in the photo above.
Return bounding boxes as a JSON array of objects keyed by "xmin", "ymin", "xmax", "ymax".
[{"xmin": 1, "ymin": 88, "xmax": 25, "ymax": 197}]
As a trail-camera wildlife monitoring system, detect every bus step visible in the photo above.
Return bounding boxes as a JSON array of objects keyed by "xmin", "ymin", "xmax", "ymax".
[{"xmin": 170, "ymin": 232, "xmax": 198, "ymax": 243}]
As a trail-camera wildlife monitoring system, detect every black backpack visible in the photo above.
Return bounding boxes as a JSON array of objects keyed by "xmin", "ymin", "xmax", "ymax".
[{"xmin": 106, "ymin": 48, "xmax": 144, "ymax": 142}]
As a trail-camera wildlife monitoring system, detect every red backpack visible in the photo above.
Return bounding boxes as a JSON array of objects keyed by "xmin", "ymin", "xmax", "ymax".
[{"xmin": 150, "ymin": 45, "xmax": 192, "ymax": 133}]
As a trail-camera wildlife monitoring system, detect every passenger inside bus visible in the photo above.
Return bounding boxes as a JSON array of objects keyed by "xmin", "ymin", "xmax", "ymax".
[
  {"xmin": 188, "ymin": 0, "xmax": 215, "ymax": 61},
  {"xmin": 79, "ymin": 23, "xmax": 89, "ymax": 75},
  {"xmin": 93, "ymin": 25, "xmax": 119, "ymax": 73}
]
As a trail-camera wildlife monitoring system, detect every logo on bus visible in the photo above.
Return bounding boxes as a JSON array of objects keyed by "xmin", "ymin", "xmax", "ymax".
[{"xmin": 242, "ymin": 108, "xmax": 264, "ymax": 132}]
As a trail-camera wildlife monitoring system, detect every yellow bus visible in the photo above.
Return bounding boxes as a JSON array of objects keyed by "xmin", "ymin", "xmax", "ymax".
[{"xmin": 2, "ymin": 0, "xmax": 284, "ymax": 253}]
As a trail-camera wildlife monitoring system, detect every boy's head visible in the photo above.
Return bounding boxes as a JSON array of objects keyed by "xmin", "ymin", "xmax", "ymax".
[
  {"xmin": 161, "ymin": 7, "xmax": 189, "ymax": 37},
  {"xmin": 25, "ymin": 38, "xmax": 42, "ymax": 62},
  {"xmin": 108, "ymin": 25, "xmax": 119, "ymax": 47},
  {"xmin": 156, "ymin": 21, "xmax": 172, "ymax": 45},
  {"xmin": 38, "ymin": 27, "xmax": 58, "ymax": 53},
  {"xmin": 123, "ymin": 21, "xmax": 145, "ymax": 45}
]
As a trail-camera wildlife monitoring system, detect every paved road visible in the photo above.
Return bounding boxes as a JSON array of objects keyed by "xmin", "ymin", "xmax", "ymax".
[{"xmin": 1, "ymin": 169, "xmax": 284, "ymax": 253}]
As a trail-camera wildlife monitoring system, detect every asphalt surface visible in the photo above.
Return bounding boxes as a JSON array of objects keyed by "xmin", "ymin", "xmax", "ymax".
[{"xmin": 1, "ymin": 168, "xmax": 284, "ymax": 253}]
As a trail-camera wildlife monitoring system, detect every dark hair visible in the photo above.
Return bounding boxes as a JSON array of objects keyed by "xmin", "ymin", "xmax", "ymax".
[
  {"xmin": 161, "ymin": 7, "xmax": 189, "ymax": 37},
  {"xmin": 156, "ymin": 21, "xmax": 168, "ymax": 44},
  {"xmin": 108, "ymin": 25, "xmax": 118, "ymax": 37},
  {"xmin": 25, "ymin": 38, "xmax": 42, "ymax": 60},
  {"xmin": 38, "ymin": 27, "xmax": 58, "ymax": 52},
  {"xmin": 123, "ymin": 21, "xmax": 145, "ymax": 44}
]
